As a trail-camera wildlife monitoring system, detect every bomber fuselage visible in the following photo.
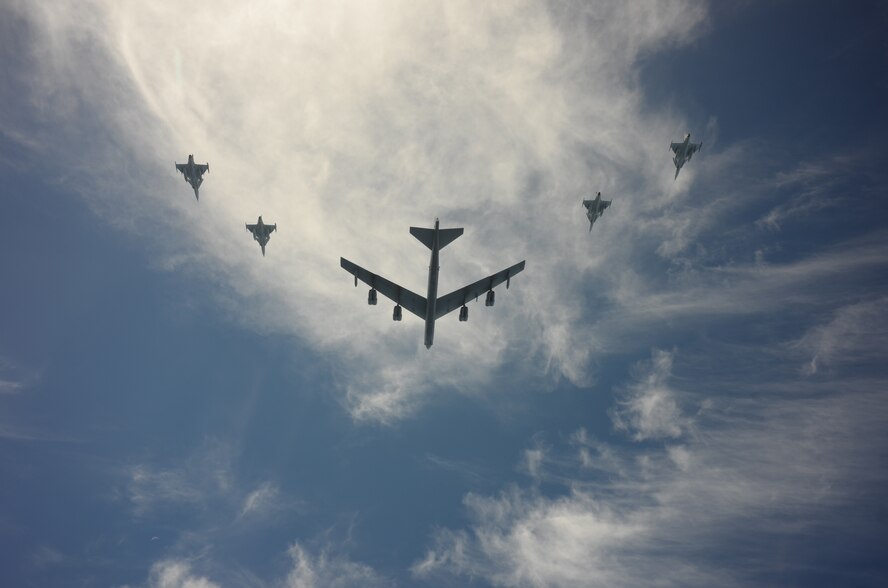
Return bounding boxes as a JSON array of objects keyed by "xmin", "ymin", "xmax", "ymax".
[{"xmin": 423, "ymin": 219, "xmax": 442, "ymax": 348}]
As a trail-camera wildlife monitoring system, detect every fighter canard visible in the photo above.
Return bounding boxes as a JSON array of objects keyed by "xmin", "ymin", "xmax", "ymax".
[
  {"xmin": 582, "ymin": 192, "xmax": 611, "ymax": 231},
  {"xmin": 670, "ymin": 133, "xmax": 702, "ymax": 180},
  {"xmin": 341, "ymin": 219, "xmax": 525, "ymax": 349},
  {"xmin": 246, "ymin": 216, "xmax": 276, "ymax": 256},
  {"xmin": 175, "ymin": 154, "xmax": 210, "ymax": 200}
]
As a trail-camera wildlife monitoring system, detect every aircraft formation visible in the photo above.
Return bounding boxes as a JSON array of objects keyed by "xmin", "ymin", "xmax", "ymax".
[{"xmin": 173, "ymin": 132, "xmax": 700, "ymax": 348}]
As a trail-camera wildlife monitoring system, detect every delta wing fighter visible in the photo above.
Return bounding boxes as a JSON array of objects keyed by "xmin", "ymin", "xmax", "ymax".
[
  {"xmin": 582, "ymin": 192, "xmax": 611, "ymax": 231},
  {"xmin": 670, "ymin": 133, "xmax": 702, "ymax": 179},
  {"xmin": 175, "ymin": 154, "xmax": 210, "ymax": 200},
  {"xmin": 246, "ymin": 216, "xmax": 276, "ymax": 256}
]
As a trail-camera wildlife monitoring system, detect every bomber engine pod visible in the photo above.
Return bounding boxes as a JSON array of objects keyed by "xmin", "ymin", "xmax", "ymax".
[
  {"xmin": 393, "ymin": 305, "xmax": 402, "ymax": 321},
  {"xmin": 485, "ymin": 290, "xmax": 495, "ymax": 307},
  {"xmin": 368, "ymin": 289, "xmax": 378, "ymax": 305},
  {"xmin": 459, "ymin": 305, "xmax": 468, "ymax": 322}
]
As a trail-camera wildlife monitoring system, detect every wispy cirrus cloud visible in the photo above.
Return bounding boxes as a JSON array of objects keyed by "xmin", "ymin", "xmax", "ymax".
[
  {"xmin": 284, "ymin": 542, "xmax": 393, "ymax": 588},
  {"xmin": 0, "ymin": 357, "xmax": 39, "ymax": 395},
  {"xmin": 4, "ymin": 0, "xmax": 711, "ymax": 422},
  {"xmin": 793, "ymin": 296, "xmax": 888, "ymax": 375},
  {"xmin": 123, "ymin": 438, "xmax": 298, "ymax": 526},
  {"xmin": 119, "ymin": 559, "xmax": 221, "ymax": 588},
  {"xmin": 123, "ymin": 541, "xmax": 392, "ymax": 588},
  {"xmin": 610, "ymin": 349, "xmax": 689, "ymax": 441},
  {"xmin": 124, "ymin": 439, "xmax": 234, "ymax": 517},
  {"xmin": 414, "ymin": 339, "xmax": 888, "ymax": 587}
]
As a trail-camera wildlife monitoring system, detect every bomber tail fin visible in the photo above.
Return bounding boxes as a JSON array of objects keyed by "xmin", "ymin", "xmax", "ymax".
[{"xmin": 410, "ymin": 227, "xmax": 464, "ymax": 250}]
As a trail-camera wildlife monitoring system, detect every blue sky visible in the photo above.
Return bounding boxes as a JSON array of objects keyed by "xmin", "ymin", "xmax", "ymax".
[{"xmin": 1, "ymin": 1, "xmax": 887, "ymax": 587}]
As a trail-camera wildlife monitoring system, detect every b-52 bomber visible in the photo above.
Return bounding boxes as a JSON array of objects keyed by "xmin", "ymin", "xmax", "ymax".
[
  {"xmin": 246, "ymin": 216, "xmax": 276, "ymax": 256},
  {"xmin": 582, "ymin": 192, "xmax": 611, "ymax": 231},
  {"xmin": 341, "ymin": 219, "xmax": 525, "ymax": 349},
  {"xmin": 175, "ymin": 154, "xmax": 210, "ymax": 200},
  {"xmin": 670, "ymin": 133, "xmax": 702, "ymax": 179}
]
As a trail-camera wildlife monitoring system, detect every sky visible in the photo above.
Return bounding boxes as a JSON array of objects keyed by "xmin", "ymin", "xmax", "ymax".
[{"xmin": 1, "ymin": 1, "xmax": 887, "ymax": 586}]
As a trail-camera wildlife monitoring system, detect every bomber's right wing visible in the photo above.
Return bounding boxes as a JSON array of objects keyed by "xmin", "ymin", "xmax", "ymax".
[
  {"xmin": 340, "ymin": 258, "xmax": 428, "ymax": 319},
  {"xmin": 245, "ymin": 223, "xmax": 258, "ymax": 234},
  {"xmin": 435, "ymin": 260, "xmax": 525, "ymax": 319},
  {"xmin": 669, "ymin": 142, "xmax": 683, "ymax": 153},
  {"xmin": 175, "ymin": 163, "xmax": 186, "ymax": 173}
]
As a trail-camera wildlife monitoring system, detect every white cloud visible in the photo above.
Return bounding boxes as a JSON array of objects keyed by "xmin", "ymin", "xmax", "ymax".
[
  {"xmin": 238, "ymin": 482, "xmax": 281, "ymax": 519},
  {"xmin": 0, "ymin": 379, "xmax": 24, "ymax": 394},
  {"xmin": 126, "ymin": 543, "xmax": 391, "ymax": 588},
  {"xmin": 0, "ymin": 357, "xmax": 39, "ymax": 395},
  {"xmin": 5, "ymin": 0, "xmax": 710, "ymax": 422},
  {"xmin": 414, "ymin": 348, "xmax": 888, "ymax": 587},
  {"xmin": 124, "ymin": 439, "xmax": 298, "ymax": 524},
  {"xmin": 125, "ymin": 439, "xmax": 234, "ymax": 516},
  {"xmin": 611, "ymin": 349, "xmax": 688, "ymax": 441},
  {"xmin": 285, "ymin": 542, "xmax": 392, "ymax": 588},
  {"xmin": 756, "ymin": 154, "xmax": 874, "ymax": 231},
  {"xmin": 793, "ymin": 296, "xmax": 888, "ymax": 374},
  {"xmin": 120, "ymin": 559, "xmax": 221, "ymax": 588}
]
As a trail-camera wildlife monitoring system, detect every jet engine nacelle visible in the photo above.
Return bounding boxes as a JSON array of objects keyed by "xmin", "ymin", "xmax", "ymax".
[
  {"xmin": 393, "ymin": 305, "xmax": 402, "ymax": 321},
  {"xmin": 459, "ymin": 306, "xmax": 468, "ymax": 322},
  {"xmin": 368, "ymin": 289, "xmax": 378, "ymax": 305},
  {"xmin": 485, "ymin": 290, "xmax": 495, "ymax": 307}
]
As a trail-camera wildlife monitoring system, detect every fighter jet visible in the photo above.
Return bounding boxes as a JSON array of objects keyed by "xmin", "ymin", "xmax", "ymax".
[
  {"xmin": 174, "ymin": 154, "xmax": 209, "ymax": 200},
  {"xmin": 582, "ymin": 192, "xmax": 611, "ymax": 232},
  {"xmin": 341, "ymin": 219, "xmax": 525, "ymax": 349},
  {"xmin": 245, "ymin": 216, "xmax": 276, "ymax": 256},
  {"xmin": 670, "ymin": 133, "xmax": 702, "ymax": 180}
]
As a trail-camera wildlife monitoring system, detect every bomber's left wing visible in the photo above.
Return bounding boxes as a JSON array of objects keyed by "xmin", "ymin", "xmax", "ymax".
[
  {"xmin": 196, "ymin": 163, "xmax": 209, "ymax": 174},
  {"xmin": 435, "ymin": 260, "xmax": 525, "ymax": 319},
  {"xmin": 687, "ymin": 143, "xmax": 702, "ymax": 156},
  {"xmin": 341, "ymin": 258, "xmax": 427, "ymax": 319}
]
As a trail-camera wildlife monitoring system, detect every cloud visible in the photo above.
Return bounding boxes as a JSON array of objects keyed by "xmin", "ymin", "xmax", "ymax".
[
  {"xmin": 0, "ymin": 378, "xmax": 24, "ymax": 394},
  {"xmin": 756, "ymin": 153, "xmax": 884, "ymax": 231},
  {"xmin": 0, "ymin": 357, "xmax": 39, "ymax": 395},
  {"xmin": 424, "ymin": 453, "xmax": 492, "ymax": 485},
  {"xmin": 611, "ymin": 349, "xmax": 688, "ymax": 440},
  {"xmin": 125, "ymin": 439, "xmax": 234, "ymax": 516},
  {"xmin": 238, "ymin": 482, "xmax": 281, "ymax": 519},
  {"xmin": 123, "ymin": 438, "xmax": 299, "ymax": 527},
  {"xmin": 793, "ymin": 296, "xmax": 888, "ymax": 374},
  {"xmin": 414, "ymin": 344, "xmax": 888, "ymax": 587},
  {"xmin": 285, "ymin": 542, "xmax": 392, "ymax": 588},
  {"xmin": 125, "ymin": 542, "xmax": 391, "ymax": 588},
  {"xmin": 4, "ymin": 0, "xmax": 711, "ymax": 422},
  {"xmin": 120, "ymin": 559, "xmax": 221, "ymax": 588}
]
